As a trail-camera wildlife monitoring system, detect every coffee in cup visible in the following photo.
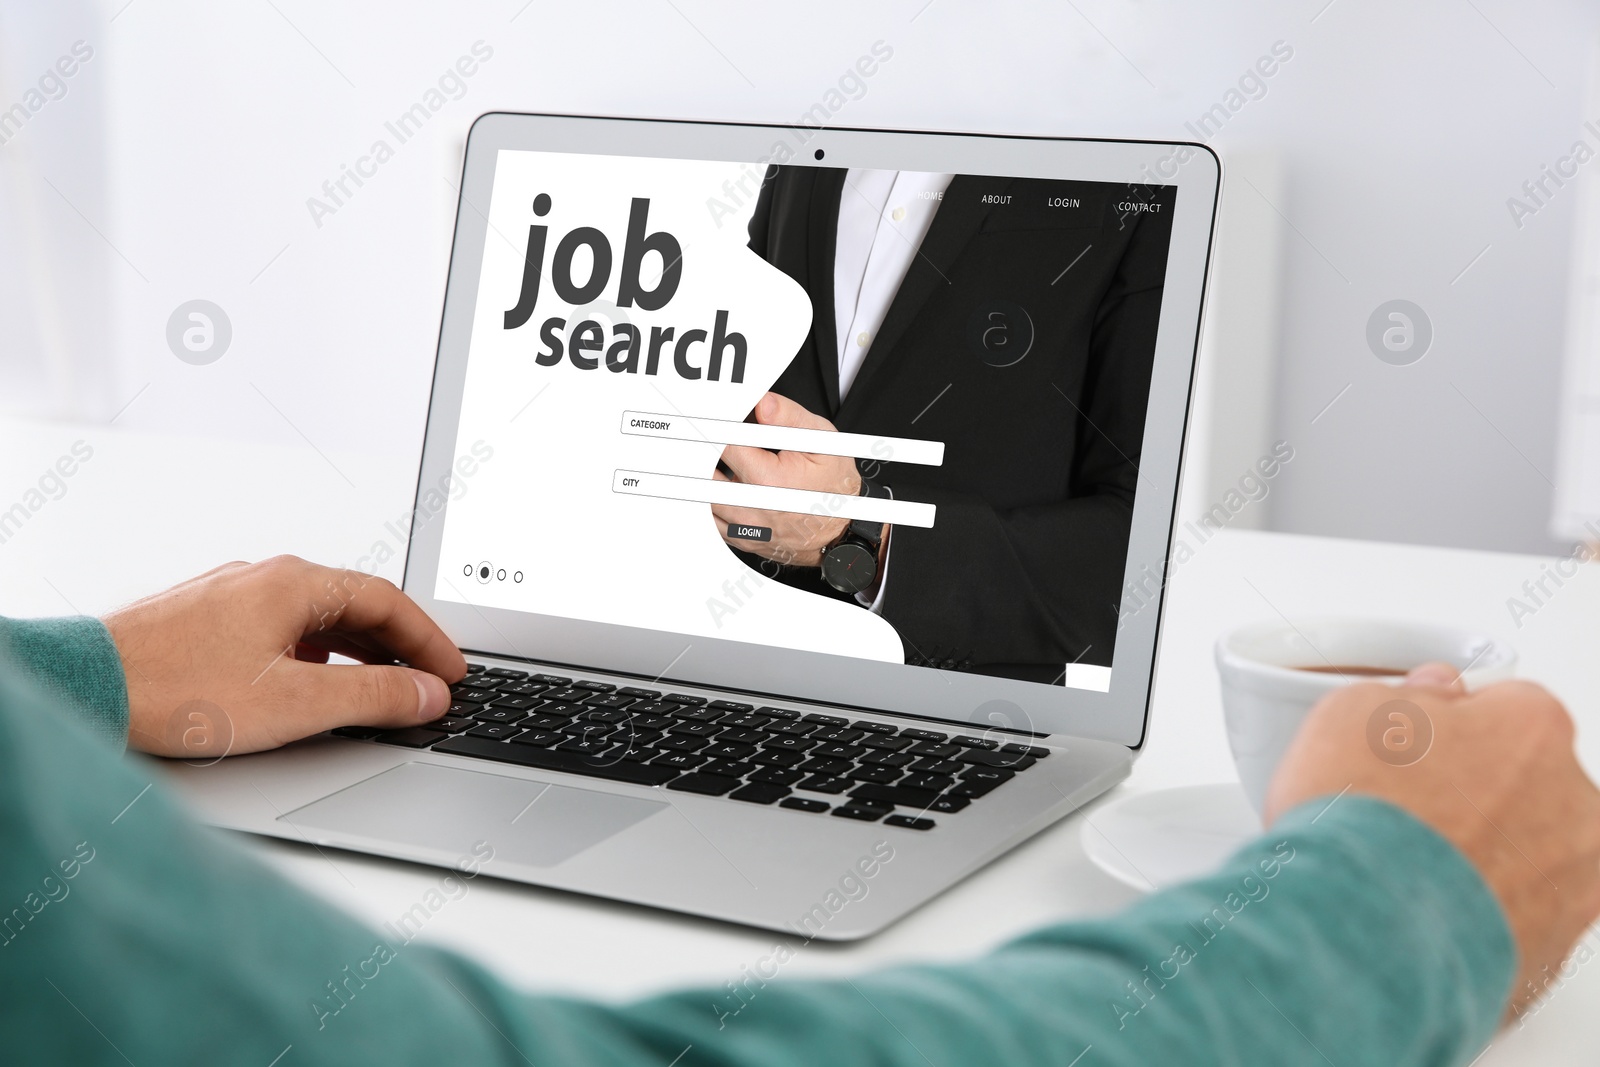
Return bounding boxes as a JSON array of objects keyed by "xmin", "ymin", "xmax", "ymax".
[{"xmin": 1214, "ymin": 619, "xmax": 1516, "ymax": 817}]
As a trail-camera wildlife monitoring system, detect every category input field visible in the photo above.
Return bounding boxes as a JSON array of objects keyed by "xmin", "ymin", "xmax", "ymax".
[
  {"xmin": 620, "ymin": 411, "xmax": 944, "ymax": 466},
  {"xmin": 612, "ymin": 470, "xmax": 937, "ymax": 528}
]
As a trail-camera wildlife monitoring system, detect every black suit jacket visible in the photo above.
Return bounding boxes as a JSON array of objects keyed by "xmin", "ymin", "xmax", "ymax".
[{"xmin": 742, "ymin": 166, "xmax": 1176, "ymax": 683}]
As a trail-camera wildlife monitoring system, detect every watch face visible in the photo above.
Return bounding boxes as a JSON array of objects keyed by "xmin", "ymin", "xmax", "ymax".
[{"xmin": 821, "ymin": 541, "xmax": 877, "ymax": 595}]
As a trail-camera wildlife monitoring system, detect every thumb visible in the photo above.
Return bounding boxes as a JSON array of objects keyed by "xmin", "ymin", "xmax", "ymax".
[
  {"xmin": 1404, "ymin": 660, "xmax": 1468, "ymax": 695},
  {"xmin": 755, "ymin": 391, "xmax": 832, "ymax": 431},
  {"xmin": 287, "ymin": 661, "xmax": 453, "ymax": 731}
]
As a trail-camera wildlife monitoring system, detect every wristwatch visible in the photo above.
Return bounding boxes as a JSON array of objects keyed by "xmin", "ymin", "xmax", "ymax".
[{"xmin": 821, "ymin": 477, "xmax": 887, "ymax": 595}]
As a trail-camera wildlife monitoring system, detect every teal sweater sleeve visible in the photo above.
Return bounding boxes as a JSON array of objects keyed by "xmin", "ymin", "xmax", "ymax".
[
  {"xmin": 0, "ymin": 653, "xmax": 1515, "ymax": 1066},
  {"xmin": 0, "ymin": 615, "xmax": 127, "ymax": 749}
]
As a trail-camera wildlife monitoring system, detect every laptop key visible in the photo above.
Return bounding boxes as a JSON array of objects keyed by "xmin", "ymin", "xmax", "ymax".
[
  {"xmin": 762, "ymin": 735, "xmax": 817, "ymax": 753},
  {"xmin": 884, "ymin": 815, "xmax": 935, "ymax": 831},
  {"xmin": 908, "ymin": 742, "xmax": 960, "ymax": 759},
  {"xmin": 779, "ymin": 797, "xmax": 829, "ymax": 813},
  {"xmin": 449, "ymin": 687, "xmax": 498, "ymax": 704},
  {"xmin": 848, "ymin": 766, "xmax": 902, "ymax": 785},
  {"xmin": 508, "ymin": 729, "xmax": 563, "ymax": 748},
  {"xmin": 542, "ymin": 687, "xmax": 589, "ymax": 702},
  {"xmin": 850, "ymin": 783, "xmax": 940, "ymax": 809},
  {"xmin": 909, "ymin": 758, "xmax": 964, "ymax": 775},
  {"xmin": 860, "ymin": 734, "xmax": 913, "ymax": 752},
  {"xmin": 812, "ymin": 727, "xmax": 865, "ymax": 744},
  {"xmin": 668, "ymin": 721, "xmax": 722, "ymax": 738},
  {"xmin": 486, "ymin": 667, "xmax": 529, "ymax": 679},
  {"xmin": 704, "ymin": 741, "xmax": 758, "ymax": 760},
  {"xmin": 750, "ymin": 749, "xmax": 805, "ymax": 768},
  {"xmin": 488, "ymin": 695, "xmax": 542, "ymax": 711},
  {"xmin": 930, "ymin": 794, "xmax": 971, "ymax": 813},
  {"xmin": 574, "ymin": 680, "xmax": 616, "ymax": 692},
  {"xmin": 702, "ymin": 759, "xmax": 756, "ymax": 778},
  {"xmin": 767, "ymin": 720, "xmax": 817, "ymax": 737},
  {"xmin": 577, "ymin": 708, "xmax": 629, "ymax": 724},
  {"xmin": 557, "ymin": 737, "xmax": 617, "ymax": 757},
  {"xmin": 1001, "ymin": 743, "xmax": 1050, "ymax": 759},
  {"xmin": 498, "ymin": 682, "xmax": 549, "ymax": 697},
  {"xmin": 663, "ymin": 693, "xmax": 708, "ymax": 706},
  {"xmin": 656, "ymin": 734, "xmax": 710, "ymax": 753},
  {"xmin": 672, "ymin": 707, "xmax": 724, "ymax": 723},
  {"xmin": 729, "ymin": 782, "xmax": 790, "ymax": 804},
  {"xmin": 852, "ymin": 720, "xmax": 899, "ymax": 735},
  {"xmin": 530, "ymin": 674, "xmax": 572, "ymax": 686},
  {"xmin": 465, "ymin": 664, "xmax": 487, "ymax": 675},
  {"xmin": 832, "ymin": 805, "xmax": 885, "ymax": 822},
  {"xmin": 616, "ymin": 686, "xmax": 661, "ymax": 699},
  {"xmin": 797, "ymin": 756, "xmax": 852, "ymax": 777},
  {"xmin": 473, "ymin": 708, "xmax": 529, "ymax": 725},
  {"xmin": 796, "ymin": 775, "xmax": 851, "ymax": 794},
  {"xmin": 706, "ymin": 699, "xmax": 754, "ymax": 713},
  {"xmin": 427, "ymin": 717, "xmax": 475, "ymax": 734},
  {"xmin": 716, "ymin": 727, "xmax": 769, "ymax": 745},
  {"xmin": 900, "ymin": 729, "xmax": 948, "ymax": 742},
  {"xmin": 748, "ymin": 766, "xmax": 804, "ymax": 786},
  {"xmin": 465, "ymin": 723, "xmax": 521, "ymax": 741},
  {"xmin": 432, "ymin": 735, "xmax": 678, "ymax": 785},
  {"xmin": 719, "ymin": 712, "xmax": 774, "ymax": 729},
  {"xmin": 560, "ymin": 722, "xmax": 618, "ymax": 740},
  {"xmin": 812, "ymin": 743, "xmax": 865, "ymax": 761},
  {"xmin": 756, "ymin": 706, "xmax": 801, "ymax": 720},
  {"xmin": 667, "ymin": 773, "xmax": 739, "ymax": 796},
  {"xmin": 953, "ymin": 735, "xmax": 1000, "ymax": 750},
  {"xmin": 901, "ymin": 773, "xmax": 956, "ymax": 792},
  {"xmin": 629, "ymin": 701, "xmax": 682, "ymax": 716},
  {"xmin": 653, "ymin": 752, "xmax": 709, "ymax": 771},
  {"xmin": 523, "ymin": 712, "xmax": 573, "ymax": 730},
  {"xmin": 958, "ymin": 750, "xmax": 1037, "ymax": 771},
  {"xmin": 948, "ymin": 780, "xmax": 999, "ymax": 799},
  {"xmin": 332, "ymin": 725, "xmax": 383, "ymax": 740},
  {"xmin": 583, "ymin": 693, "xmax": 637, "ymax": 709},
  {"xmin": 860, "ymin": 750, "xmax": 915, "ymax": 768},
  {"xmin": 629, "ymin": 713, "xmax": 674, "ymax": 730},
  {"xmin": 802, "ymin": 713, "xmax": 850, "ymax": 726}
]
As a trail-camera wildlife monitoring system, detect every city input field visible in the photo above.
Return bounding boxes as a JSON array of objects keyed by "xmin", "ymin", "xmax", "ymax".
[
  {"xmin": 620, "ymin": 411, "xmax": 944, "ymax": 466},
  {"xmin": 612, "ymin": 470, "xmax": 937, "ymax": 528}
]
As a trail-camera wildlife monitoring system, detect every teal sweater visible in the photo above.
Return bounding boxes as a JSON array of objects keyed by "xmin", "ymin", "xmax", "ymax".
[{"xmin": 0, "ymin": 616, "xmax": 1513, "ymax": 1065}]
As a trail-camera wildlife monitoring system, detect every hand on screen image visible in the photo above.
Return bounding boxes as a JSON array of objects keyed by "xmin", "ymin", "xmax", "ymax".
[{"xmin": 710, "ymin": 392, "xmax": 882, "ymax": 569}]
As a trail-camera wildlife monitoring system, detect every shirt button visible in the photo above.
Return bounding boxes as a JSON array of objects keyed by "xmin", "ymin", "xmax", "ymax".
[
  {"xmin": 891, "ymin": 206, "xmax": 906, "ymax": 222},
  {"xmin": 856, "ymin": 332, "xmax": 871, "ymax": 348}
]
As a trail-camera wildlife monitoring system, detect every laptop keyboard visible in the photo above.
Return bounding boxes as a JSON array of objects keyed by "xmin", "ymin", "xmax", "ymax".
[{"xmin": 331, "ymin": 664, "xmax": 1048, "ymax": 830}]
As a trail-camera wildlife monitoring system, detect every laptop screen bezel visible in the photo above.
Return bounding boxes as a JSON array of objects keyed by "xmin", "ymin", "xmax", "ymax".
[{"xmin": 403, "ymin": 111, "xmax": 1218, "ymax": 749}]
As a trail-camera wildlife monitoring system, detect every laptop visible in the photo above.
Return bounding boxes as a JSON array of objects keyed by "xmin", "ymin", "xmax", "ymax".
[{"xmin": 164, "ymin": 113, "xmax": 1219, "ymax": 940}]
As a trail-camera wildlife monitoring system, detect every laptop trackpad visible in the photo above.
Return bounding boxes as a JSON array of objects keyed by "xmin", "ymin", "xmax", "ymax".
[{"xmin": 283, "ymin": 762, "xmax": 666, "ymax": 868}]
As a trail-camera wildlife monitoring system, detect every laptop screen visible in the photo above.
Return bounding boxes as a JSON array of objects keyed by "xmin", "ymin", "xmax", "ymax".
[{"xmin": 428, "ymin": 142, "xmax": 1178, "ymax": 699}]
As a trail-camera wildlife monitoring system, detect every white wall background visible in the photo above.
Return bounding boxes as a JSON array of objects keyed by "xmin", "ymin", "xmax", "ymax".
[{"xmin": 2, "ymin": 0, "xmax": 1597, "ymax": 556}]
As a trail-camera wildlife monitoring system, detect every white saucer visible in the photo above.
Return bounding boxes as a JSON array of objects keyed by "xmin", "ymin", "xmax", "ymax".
[{"xmin": 1080, "ymin": 783, "xmax": 1262, "ymax": 892}]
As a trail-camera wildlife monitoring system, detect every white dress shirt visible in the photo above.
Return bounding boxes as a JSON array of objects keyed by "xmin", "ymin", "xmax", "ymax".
[{"xmin": 832, "ymin": 170, "xmax": 954, "ymax": 609}]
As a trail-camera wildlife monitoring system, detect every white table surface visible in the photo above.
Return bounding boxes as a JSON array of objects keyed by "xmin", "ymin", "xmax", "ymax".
[{"xmin": 1, "ymin": 416, "xmax": 1595, "ymax": 1063}]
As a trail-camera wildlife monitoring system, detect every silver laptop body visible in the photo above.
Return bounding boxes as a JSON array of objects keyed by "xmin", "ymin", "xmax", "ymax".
[{"xmin": 163, "ymin": 114, "xmax": 1219, "ymax": 939}]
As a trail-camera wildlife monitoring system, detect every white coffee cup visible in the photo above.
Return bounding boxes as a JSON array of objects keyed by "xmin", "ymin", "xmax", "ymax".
[{"xmin": 1214, "ymin": 618, "xmax": 1517, "ymax": 817}]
